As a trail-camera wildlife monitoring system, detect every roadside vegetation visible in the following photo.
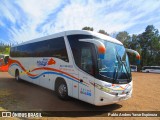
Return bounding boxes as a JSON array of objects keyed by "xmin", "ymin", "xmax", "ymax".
[{"xmin": 0, "ymin": 44, "xmax": 10, "ymax": 55}]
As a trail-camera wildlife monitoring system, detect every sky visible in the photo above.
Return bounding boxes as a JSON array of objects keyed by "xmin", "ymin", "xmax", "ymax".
[{"xmin": 0, "ymin": 0, "xmax": 160, "ymax": 44}]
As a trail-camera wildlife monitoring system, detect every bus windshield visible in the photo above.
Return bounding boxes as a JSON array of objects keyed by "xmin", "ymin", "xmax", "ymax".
[
  {"xmin": 67, "ymin": 34, "xmax": 131, "ymax": 84},
  {"xmin": 98, "ymin": 40, "xmax": 131, "ymax": 84}
]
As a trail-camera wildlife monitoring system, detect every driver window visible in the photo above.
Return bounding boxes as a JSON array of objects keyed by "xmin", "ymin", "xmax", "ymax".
[
  {"xmin": 4, "ymin": 56, "xmax": 9, "ymax": 65},
  {"xmin": 80, "ymin": 47, "xmax": 94, "ymax": 75}
]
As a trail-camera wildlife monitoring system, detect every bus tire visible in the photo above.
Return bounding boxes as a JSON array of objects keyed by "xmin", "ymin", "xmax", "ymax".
[
  {"xmin": 55, "ymin": 79, "xmax": 68, "ymax": 100},
  {"xmin": 15, "ymin": 69, "xmax": 20, "ymax": 81}
]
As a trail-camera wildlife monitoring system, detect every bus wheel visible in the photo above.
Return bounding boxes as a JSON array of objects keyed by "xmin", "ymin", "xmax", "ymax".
[
  {"xmin": 15, "ymin": 70, "xmax": 20, "ymax": 81},
  {"xmin": 55, "ymin": 80, "xmax": 68, "ymax": 100}
]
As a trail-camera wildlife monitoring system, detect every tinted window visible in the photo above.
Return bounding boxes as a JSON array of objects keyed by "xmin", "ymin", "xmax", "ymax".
[
  {"xmin": 4, "ymin": 56, "xmax": 9, "ymax": 65},
  {"xmin": 143, "ymin": 67, "xmax": 149, "ymax": 70},
  {"xmin": 68, "ymin": 34, "xmax": 97, "ymax": 75},
  {"xmin": 10, "ymin": 37, "xmax": 68, "ymax": 62},
  {"xmin": 81, "ymin": 47, "xmax": 94, "ymax": 75},
  {"xmin": 151, "ymin": 67, "xmax": 160, "ymax": 70},
  {"xmin": 151, "ymin": 67, "xmax": 155, "ymax": 69}
]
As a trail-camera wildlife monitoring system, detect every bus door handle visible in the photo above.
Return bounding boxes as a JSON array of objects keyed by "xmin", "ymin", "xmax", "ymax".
[{"xmin": 80, "ymin": 79, "xmax": 83, "ymax": 83}]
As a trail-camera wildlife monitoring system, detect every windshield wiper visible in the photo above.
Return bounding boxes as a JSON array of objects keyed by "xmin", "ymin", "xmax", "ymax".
[
  {"xmin": 114, "ymin": 50, "xmax": 130, "ymax": 83},
  {"xmin": 113, "ymin": 62, "xmax": 120, "ymax": 83},
  {"xmin": 118, "ymin": 56, "xmax": 130, "ymax": 81}
]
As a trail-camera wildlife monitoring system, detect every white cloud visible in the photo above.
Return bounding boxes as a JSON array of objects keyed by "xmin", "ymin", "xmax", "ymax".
[
  {"xmin": 125, "ymin": 0, "xmax": 160, "ymax": 21},
  {"xmin": 0, "ymin": 1, "xmax": 17, "ymax": 24},
  {"xmin": 6, "ymin": 0, "xmax": 63, "ymax": 43},
  {"xmin": 44, "ymin": 2, "xmax": 99, "ymax": 33},
  {"xmin": 0, "ymin": 0, "xmax": 160, "ymax": 43},
  {"xmin": 41, "ymin": 1, "xmax": 135, "ymax": 34},
  {"xmin": 15, "ymin": 0, "xmax": 62, "ymax": 22},
  {"xmin": 154, "ymin": 21, "xmax": 160, "ymax": 31}
]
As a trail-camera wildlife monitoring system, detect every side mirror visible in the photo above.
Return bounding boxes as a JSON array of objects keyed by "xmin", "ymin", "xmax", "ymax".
[{"xmin": 126, "ymin": 48, "xmax": 140, "ymax": 64}]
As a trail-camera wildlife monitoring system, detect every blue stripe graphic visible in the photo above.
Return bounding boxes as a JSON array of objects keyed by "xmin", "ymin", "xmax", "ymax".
[{"xmin": 29, "ymin": 71, "xmax": 79, "ymax": 83}]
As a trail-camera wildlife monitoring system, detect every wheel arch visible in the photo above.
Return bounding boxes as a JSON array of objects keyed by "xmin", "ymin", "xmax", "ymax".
[
  {"xmin": 54, "ymin": 77, "xmax": 72, "ymax": 97},
  {"xmin": 55, "ymin": 77, "xmax": 67, "ymax": 90}
]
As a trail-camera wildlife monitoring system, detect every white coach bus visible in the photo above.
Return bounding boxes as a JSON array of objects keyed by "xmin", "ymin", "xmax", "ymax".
[
  {"xmin": 8, "ymin": 30, "xmax": 140, "ymax": 106},
  {"xmin": 142, "ymin": 66, "xmax": 160, "ymax": 73}
]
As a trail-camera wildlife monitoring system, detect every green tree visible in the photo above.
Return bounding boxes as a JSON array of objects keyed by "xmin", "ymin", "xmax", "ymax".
[
  {"xmin": 82, "ymin": 26, "xmax": 94, "ymax": 31},
  {"xmin": 138, "ymin": 25, "xmax": 160, "ymax": 66},
  {"xmin": 98, "ymin": 30, "xmax": 109, "ymax": 36},
  {"xmin": 116, "ymin": 31, "xmax": 131, "ymax": 47},
  {"xmin": 4, "ymin": 47, "xmax": 10, "ymax": 55},
  {"xmin": 0, "ymin": 44, "xmax": 10, "ymax": 55}
]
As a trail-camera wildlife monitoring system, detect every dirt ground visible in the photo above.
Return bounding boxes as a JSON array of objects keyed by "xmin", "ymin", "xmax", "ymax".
[{"xmin": 0, "ymin": 72, "xmax": 160, "ymax": 120}]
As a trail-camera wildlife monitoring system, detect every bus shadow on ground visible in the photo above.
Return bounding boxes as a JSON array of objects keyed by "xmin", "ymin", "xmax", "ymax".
[{"xmin": 42, "ymin": 103, "xmax": 122, "ymax": 117}]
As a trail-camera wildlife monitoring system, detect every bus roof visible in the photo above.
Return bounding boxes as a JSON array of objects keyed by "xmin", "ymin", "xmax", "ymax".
[
  {"xmin": 66, "ymin": 30, "xmax": 122, "ymax": 45},
  {"xmin": 13, "ymin": 30, "xmax": 123, "ymax": 47}
]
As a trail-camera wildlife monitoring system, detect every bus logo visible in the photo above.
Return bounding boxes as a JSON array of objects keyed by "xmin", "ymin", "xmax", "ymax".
[
  {"xmin": 37, "ymin": 58, "xmax": 56, "ymax": 66},
  {"xmin": 48, "ymin": 58, "xmax": 56, "ymax": 65}
]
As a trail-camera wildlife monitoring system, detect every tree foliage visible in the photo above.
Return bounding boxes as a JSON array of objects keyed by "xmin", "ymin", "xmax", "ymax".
[
  {"xmin": 98, "ymin": 30, "xmax": 109, "ymax": 36},
  {"xmin": 137, "ymin": 25, "xmax": 160, "ymax": 66},
  {"xmin": 82, "ymin": 26, "xmax": 94, "ymax": 31},
  {"xmin": 0, "ymin": 45, "xmax": 10, "ymax": 55},
  {"xmin": 116, "ymin": 31, "xmax": 131, "ymax": 48}
]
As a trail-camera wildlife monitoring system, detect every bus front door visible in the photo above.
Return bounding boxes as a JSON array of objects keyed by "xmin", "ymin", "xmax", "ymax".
[{"xmin": 78, "ymin": 47, "xmax": 95, "ymax": 104}]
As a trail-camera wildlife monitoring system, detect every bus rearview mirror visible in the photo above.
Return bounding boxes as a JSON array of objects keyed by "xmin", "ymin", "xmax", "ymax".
[{"xmin": 126, "ymin": 48, "xmax": 141, "ymax": 65}]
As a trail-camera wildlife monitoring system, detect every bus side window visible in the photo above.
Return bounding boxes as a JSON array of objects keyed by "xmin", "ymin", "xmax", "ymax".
[
  {"xmin": 80, "ymin": 47, "xmax": 94, "ymax": 75},
  {"xmin": 4, "ymin": 56, "xmax": 9, "ymax": 65}
]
